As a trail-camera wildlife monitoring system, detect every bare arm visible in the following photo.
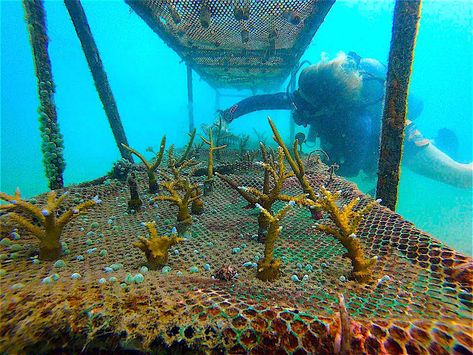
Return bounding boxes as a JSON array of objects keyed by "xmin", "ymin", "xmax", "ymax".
[
  {"xmin": 402, "ymin": 121, "xmax": 472, "ymax": 189},
  {"xmin": 403, "ymin": 143, "xmax": 472, "ymax": 189}
]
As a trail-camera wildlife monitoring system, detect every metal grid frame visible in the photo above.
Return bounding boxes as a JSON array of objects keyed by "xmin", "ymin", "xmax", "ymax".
[{"xmin": 126, "ymin": 0, "xmax": 335, "ymax": 90}]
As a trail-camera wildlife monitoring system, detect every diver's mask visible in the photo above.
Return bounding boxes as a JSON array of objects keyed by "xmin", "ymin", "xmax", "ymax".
[{"xmin": 292, "ymin": 89, "xmax": 335, "ymax": 126}]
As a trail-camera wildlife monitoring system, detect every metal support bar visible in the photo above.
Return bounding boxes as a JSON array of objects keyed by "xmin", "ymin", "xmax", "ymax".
[
  {"xmin": 64, "ymin": 0, "xmax": 133, "ymax": 162},
  {"xmin": 215, "ymin": 89, "xmax": 220, "ymax": 113},
  {"xmin": 187, "ymin": 64, "xmax": 195, "ymax": 133},
  {"xmin": 23, "ymin": 0, "xmax": 65, "ymax": 190},
  {"xmin": 289, "ymin": 70, "xmax": 296, "ymax": 143},
  {"xmin": 376, "ymin": 0, "xmax": 422, "ymax": 211}
]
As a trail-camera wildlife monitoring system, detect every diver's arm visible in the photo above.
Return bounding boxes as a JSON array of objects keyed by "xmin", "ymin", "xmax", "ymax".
[
  {"xmin": 220, "ymin": 92, "xmax": 292, "ymax": 123},
  {"xmin": 403, "ymin": 141, "xmax": 473, "ymax": 189}
]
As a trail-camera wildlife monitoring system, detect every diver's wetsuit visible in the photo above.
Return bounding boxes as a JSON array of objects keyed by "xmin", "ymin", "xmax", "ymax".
[
  {"xmin": 220, "ymin": 56, "xmax": 425, "ymax": 178},
  {"xmin": 221, "ymin": 92, "xmax": 293, "ymax": 120}
]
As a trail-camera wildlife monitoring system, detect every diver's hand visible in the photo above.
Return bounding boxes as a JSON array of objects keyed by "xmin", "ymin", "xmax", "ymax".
[
  {"xmin": 217, "ymin": 104, "xmax": 239, "ymax": 124},
  {"xmin": 215, "ymin": 110, "xmax": 231, "ymax": 132},
  {"xmin": 219, "ymin": 115, "xmax": 230, "ymax": 133}
]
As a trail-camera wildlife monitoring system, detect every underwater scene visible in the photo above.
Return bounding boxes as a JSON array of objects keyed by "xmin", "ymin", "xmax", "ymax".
[{"xmin": 0, "ymin": 0, "xmax": 472, "ymax": 353}]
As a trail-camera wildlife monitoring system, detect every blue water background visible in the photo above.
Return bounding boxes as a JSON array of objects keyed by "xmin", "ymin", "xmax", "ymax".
[{"xmin": 1, "ymin": 0, "xmax": 472, "ymax": 254}]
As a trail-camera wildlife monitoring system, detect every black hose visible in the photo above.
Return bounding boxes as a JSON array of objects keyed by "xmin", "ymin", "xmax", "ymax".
[{"xmin": 286, "ymin": 60, "xmax": 312, "ymax": 99}]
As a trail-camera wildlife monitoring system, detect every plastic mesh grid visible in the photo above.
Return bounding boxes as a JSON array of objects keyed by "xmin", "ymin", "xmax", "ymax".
[
  {"xmin": 0, "ymin": 157, "xmax": 471, "ymax": 353},
  {"xmin": 126, "ymin": 0, "xmax": 335, "ymax": 89}
]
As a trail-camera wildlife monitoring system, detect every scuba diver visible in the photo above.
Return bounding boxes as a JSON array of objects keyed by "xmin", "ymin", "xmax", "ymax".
[{"xmin": 219, "ymin": 51, "xmax": 472, "ymax": 189}]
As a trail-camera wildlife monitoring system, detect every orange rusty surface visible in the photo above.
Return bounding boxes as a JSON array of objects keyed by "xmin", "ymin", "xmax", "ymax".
[{"xmin": 0, "ymin": 156, "xmax": 471, "ymax": 353}]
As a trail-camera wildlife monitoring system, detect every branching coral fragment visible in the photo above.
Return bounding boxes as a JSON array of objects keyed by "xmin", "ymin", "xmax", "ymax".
[
  {"xmin": 268, "ymin": 117, "xmax": 323, "ymax": 219},
  {"xmin": 190, "ymin": 187, "xmax": 204, "ymax": 215},
  {"xmin": 122, "ymin": 135, "xmax": 166, "ymax": 193},
  {"xmin": 238, "ymin": 134, "xmax": 250, "ymax": 159},
  {"xmin": 127, "ymin": 172, "xmax": 142, "ymax": 212},
  {"xmin": 313, "ymin": 186, "xmax": 378, "ymax": 283},
  {"xmin": 255, "ymin": 203, "xmax": 292, "ymax": 282},
  {"xmin": 267, "ymin": 117, "xmax": 376, "ymax": 283},
  {"xmin": 133, "ymin": 221, "xmax": 183, "ymax": 270},
  {"xmin": 201, "ymin": 128, "xmax": 226, "ymax": 194},
  {"xmin": 154, "ymin": 180, "xmax": 201, "ymax": 225},
  {"xmin": 217, "ymin": 144, "xmax": 306, "ymax": 240},
  {"xmin": 0, "ymin": 189, "xmax": 97, "ymax": 260},
  {"xmin": 154, "ymin": 149, "xmax": 202, "ymax": 233},
  {"xmin": 176, "ymin": 128, "xmax": 196, "ymax": 167},
  {"xmin": 334, "ymin": 294, "xmax": 351, "ymax": 354}
]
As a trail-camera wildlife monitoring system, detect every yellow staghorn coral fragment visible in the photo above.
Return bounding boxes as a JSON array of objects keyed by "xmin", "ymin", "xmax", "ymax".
[
  {"xmin": 267, "ymin": 117, "xmax": 324, "ymax": 219},
  {"xmin": 201, "ymin": 128, "xmax": 226, "ymax": 193},
  {"xmin": 313, "ymin": 186, "xmax": 379, "ymax": 283},
  {"xmin": 133, "ymin": 221, "xmax": 183, "ymax": 270},
  {"xmin": 154, "ymin": 180, "xmax": 200, "ymax": 225},
  {"xmin": 176, "ymin": 128, "xmax": 197, "ymax": 167},
  {"xmin": 217, "ymin": 144, "xmax": 305, "ymax": 241},
  {"xmin": 0, "ymin": 189, "xmax": 97, "ymax": 260},
  {"xmin": 255, "ymin": 203, "xmax": 292, "ymax": 282},
  {"xmin": 266, "ymin": 117, "xmax": 376, "ymax": 282},
  {"xmin": 121, "ymin": 135, "xmax": 166, "ymax": 193},
  {"xmin": 154, "ymin": 149, "xmax": 202, "ymax": 233},
  {"xmin": 0, "ymin": 188, "xmax": 21, "ymax": 211}
]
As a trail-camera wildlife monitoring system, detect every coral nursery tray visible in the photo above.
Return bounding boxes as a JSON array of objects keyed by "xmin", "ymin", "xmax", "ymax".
[
  {"xmin": 0, "ymin": 161, "xmax": 471, "ymax": 354},
  {"xmin": 126, "ymin": 0, "xmax": 335, "ymax": 90}
]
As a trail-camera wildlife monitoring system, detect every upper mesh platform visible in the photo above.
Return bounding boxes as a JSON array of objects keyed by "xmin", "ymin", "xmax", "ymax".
[{"xmin": 126, "ymin": 0, "xmax": 335, "ymax": 90}]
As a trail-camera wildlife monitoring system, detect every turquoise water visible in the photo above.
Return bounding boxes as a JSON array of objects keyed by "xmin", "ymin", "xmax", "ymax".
[{"xmin": 1, "ymin": 0, "xmax": 471, "ymax": 255}]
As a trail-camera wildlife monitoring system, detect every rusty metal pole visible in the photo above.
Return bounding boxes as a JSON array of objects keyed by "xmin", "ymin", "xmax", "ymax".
[
  {"xmin": 23, "ymin": 0, "xmax": 65, "ymax": 190},
  {"xmin": 376, "ymin": 0, "xmax": 422, "ymax": 211},
  {"xmin": 64, "ymin": 0, "xmax": 133, "ymax": 162},
  {"xmin": 187, "ymin": 64, "xmax": 195, "ymax": 133}
]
